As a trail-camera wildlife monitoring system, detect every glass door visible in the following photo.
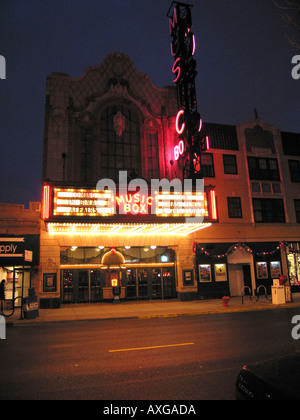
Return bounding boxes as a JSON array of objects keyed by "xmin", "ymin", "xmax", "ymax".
[
  {"xmin": 162, "ymin": 267, "xmax": 176, "ymax": 298},
  {"xmin": 91, "ymin": 270, "xmax": 102, "ymax": 302},
  {"xmin": 137, "ymin": 269, "xmax": 148, "ymax": 299},
  {"xmin": 78, "ymin": 270, "xmax": 89, "ymax": 302},
  {"xmin": 63, "ymin": 270, "xmax": 74, "ymax": 303},
  {"xmin": 126, "ymin": 269, "xmax": 137, "ymax": 299},
  {"xmin": 151, "ymin": 268, "xmax": 162, "ymax": 299}
]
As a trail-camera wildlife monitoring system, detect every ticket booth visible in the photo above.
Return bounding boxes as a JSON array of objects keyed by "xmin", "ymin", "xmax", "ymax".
[{"xmin": 102, "ymin": 249, "xmax": 126, "ymax": 301}]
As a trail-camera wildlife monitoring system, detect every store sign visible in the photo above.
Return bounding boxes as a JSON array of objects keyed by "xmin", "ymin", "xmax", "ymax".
[
  {"xmin": 24, "ymin": 250, "xmax": 33, "ymax": 262},
  {"xmin": 52, "ymin": 188, "xmax": 114, "ymax": 216},
  {"xmin": 0, "ymin": 238, "xmax": 24, "ymax": 258},
  {"xmin": 116, "ymin": 193, "xmax": 153, "ymax": 214},
  {"xmin": 174, "ymin": 139, "xmax": 185, "ymax": 160},
  {"xmin": 168, "ymin": 3, "xmax": 200, "ymax": 132}
]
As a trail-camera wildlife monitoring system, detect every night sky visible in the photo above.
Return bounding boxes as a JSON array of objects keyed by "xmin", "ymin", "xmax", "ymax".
[{"xmin": 0, "ymin": 0, "xmax": 299, "ymax": 207}]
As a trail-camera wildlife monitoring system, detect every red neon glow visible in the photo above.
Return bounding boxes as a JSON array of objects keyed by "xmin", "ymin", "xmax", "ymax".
[
  {"xmin": 175, "ymin": 109, "xmax": 185, "ymax": 135},
  {"xmin": 169, "ymin": 7, "xmax": 177, "ymax": 35},
  {"xmin": 172, "ymin": 57, "xmax": 181, "ymax": 83},
  {"xmin": 185, "ymin": 29, "xmax": 196, "ymax": 56},
  {"xmin": 210, "ymin": 190, "xmax": 217, "ymax": 220},
  {"xmin": 42, "ymin": 185, "xmax": 51, "ymax": 220},
  {"xmin": 198, "ymin": 118, "xmax": 203, "ymax": 133},
  {"xmin": 179, "ymin": 140, "xmax": 184, "ymax": 155},
  {"xmin": 193, "ymin": 158, "xmax": 200, "ymax": 173},
  {"xmin": 192, "ymin": 34, "xmax": 196, "ymax": 55},
  {"xmin": 174, "ymin": 145, "xmax": 179, "ymax": 161},
  {"xmin": 171, "ymin": 41, "xmax": 179, "ymax": 57},
  {"xmin": 174, "ymin": 140, "xmax": 185, "ymax": 161},
  {"xmin": 206, "ymin": 136, "xmax": 210, "ymax": 150}
]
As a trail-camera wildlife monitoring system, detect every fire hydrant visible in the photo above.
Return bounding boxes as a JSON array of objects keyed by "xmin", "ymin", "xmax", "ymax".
[{"xmin": 222, "ymin": 296, "xmax": 230, "ymax": 308}]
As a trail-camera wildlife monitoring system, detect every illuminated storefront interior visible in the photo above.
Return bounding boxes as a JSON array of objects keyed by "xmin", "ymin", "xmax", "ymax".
[
  {"xmin": 0, "ymin": 235, "xmax": 39, "ymax": 310},
  {"xmin": 0, "ymin": 267, "xmax": 31, "ymax": 308},
  {"xmin": 287, "ymin": 243, "xmax": 300, "ymax": 289},
  {"xmin": 59, "ymin": 246, "xmax": 176, "ymax": 302}
]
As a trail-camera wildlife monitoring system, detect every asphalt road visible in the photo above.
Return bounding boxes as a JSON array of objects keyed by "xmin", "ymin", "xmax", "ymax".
[{"xmin": 1, "ymin": 307, "xmax": 300, "ymax": 401}]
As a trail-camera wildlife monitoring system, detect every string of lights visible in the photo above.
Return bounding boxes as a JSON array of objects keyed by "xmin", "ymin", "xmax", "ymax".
[{"xmin": 192, "ymin": 241, "xmax": 296, "ymax": 259}]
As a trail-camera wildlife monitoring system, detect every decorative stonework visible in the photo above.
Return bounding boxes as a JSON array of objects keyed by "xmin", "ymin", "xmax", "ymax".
[
  {"xmin": 113, "ymin": 111, "xmax": 126, "ymax": 137},
  {"xmin": 245, "ymin": 125, "xmax": 275, "ymax": 153},
  {"xmin": 111, "ymin": 53, "xmax": 127, "ymax": 77}
]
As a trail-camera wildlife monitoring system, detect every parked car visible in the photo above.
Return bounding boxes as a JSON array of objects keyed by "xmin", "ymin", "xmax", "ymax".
[{"xmin": 235, "ymin": 352, "xmax": 300, "ymax": 400}]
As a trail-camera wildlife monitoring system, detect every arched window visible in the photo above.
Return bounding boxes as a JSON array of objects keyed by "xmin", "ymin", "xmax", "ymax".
[
  {"xmin": 76, "ymin": 112, "xmax": 95, "ymax": 184},
  {"xmin": 145, "ymin": 126, "xmax": 160, "ymax": 180},
  {"xmin": 100, "ymin": 105, "xmax": 140, "ymax": 182},
  {"xmin": 80, "ymin": 126, "xmax": 93, "ymax": 182}
]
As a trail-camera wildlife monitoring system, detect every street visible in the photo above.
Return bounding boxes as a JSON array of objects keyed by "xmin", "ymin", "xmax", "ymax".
[{"xmin": 0, "ymin": 307, "xmax": 300, "ymax": 400}]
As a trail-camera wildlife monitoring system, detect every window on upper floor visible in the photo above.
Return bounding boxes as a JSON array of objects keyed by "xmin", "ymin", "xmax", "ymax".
[
  {"xmin": 248, "ymin": 157, "xmax": 280, "ymax": 181},
  {"xmin": 223, "ymin": 154, "xmax": 237, "ymax": 174},
  {"xmin": 227, "ymin": 197, "xmax": 242, "ymax": 218},
  {"xmin": 203, "ymin": 123, "xmax": 239, "ymax": 150},
  {"xmin": 253, "ymin": 198, "xmax": 285, "ymax": 223},
  {"xmin": 200, "ymin": 153, "xmax": 215, "ymax": 177},
  {"xmin": 288, "ymin": 160, "xmax": 300, "ymax": 182},
  {"xmin": 294, "ymin": 200, "xmax": 300, "ymax": 223},
  {"xmin": 145, "ymin": 131, "xmax": 160, "ymax": 181}
]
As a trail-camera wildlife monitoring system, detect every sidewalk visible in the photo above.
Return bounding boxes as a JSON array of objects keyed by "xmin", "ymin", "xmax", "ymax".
[{"xmin": 4, "ymin": 292, "xmax": 300, "ymax": 326}]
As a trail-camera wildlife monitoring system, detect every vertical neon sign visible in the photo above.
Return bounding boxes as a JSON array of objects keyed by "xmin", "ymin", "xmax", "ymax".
[
  {"xmin": 42, "ymin": 184, "xmax": 51, "ymax": 220},
  {"xmin": 210, "ymin": 190, "xmax": 217, "ymax": 220},
  {"xmin": 168, "ymin": 2, "xmax": 210, "ymax": 175}
]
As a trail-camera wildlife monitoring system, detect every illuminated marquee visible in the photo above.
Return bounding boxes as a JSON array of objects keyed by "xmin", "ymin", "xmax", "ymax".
[
  {"xmin": 155, "ymin": 191, "xmax": 206, "ymax": 217},
  {"xmin": 53, "ymin": 188, "xmax": 114, "ymax": 216},
  {"xmin": 47, "ymin": 222, "xmax": 212, "ymax": 236},
  {"xmin": 42, "ymin": 184, "xmax": 217, "ymax": 222},
  {"xmin": 116, "ymin": 193, "xmax": 153, "ymax": 214}
]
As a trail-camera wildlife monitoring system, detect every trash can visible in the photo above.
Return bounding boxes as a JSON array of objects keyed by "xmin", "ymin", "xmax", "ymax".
[{"xmin": 23, "ymin": 288, "xmax": 39, "ymax": 319}]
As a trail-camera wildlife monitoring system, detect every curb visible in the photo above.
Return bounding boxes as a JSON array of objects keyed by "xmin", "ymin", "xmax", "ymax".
[
  {"xmin": 5, "ymin": 301, "xmax": 300, "ymax": 326},
  {"xmin": 139, "ymin": 302, "xmax": 300, "ymax": 319}
]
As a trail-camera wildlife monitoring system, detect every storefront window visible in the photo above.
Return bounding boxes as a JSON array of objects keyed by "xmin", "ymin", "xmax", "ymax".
[
  {"xmin": 287, "ymin": 244, "xmax": 300, "ymax": 286},
  {"xmin": 60, "ymin": 246, "xmax": 174, "ymax": 265},
  {"xmin": 60, "ymin": 247, "xmax": 176, "ymax": 302},
  {"xmin": 0, "ymin": 266, "xmax": 30, "ymax": 308}
]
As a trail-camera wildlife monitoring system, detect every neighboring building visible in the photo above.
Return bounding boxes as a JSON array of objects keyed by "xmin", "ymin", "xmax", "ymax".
[
  {"xmin": 0, "ymin": 202, "xmax": 40, "ymax": 307},
  {"xmin": 194, "ymin": 118, "xmax": 300, "ymax": 299},
  {"xmin": 38, "ymin": 52, "xmax": 300, "ymax": 307}
]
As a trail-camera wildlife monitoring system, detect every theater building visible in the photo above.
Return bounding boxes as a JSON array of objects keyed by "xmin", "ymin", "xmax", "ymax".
[
  {"xmin": 39, "ymin": 52, "xmax": 216, "ymax": 307},
  {"xmin": 39, "ymin": 52, "xmax": 300, "ymax": 307}
]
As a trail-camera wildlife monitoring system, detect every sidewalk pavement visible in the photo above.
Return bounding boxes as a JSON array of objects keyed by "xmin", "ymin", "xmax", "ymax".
[{"xmin": 4, "ymin": 292, "xmax": 300, "ymax": 326}]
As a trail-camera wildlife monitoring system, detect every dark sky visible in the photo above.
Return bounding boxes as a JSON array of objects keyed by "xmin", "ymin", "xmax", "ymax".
[{"xmin": 0, "ymin": 0, "xmax": 299, "ymax": 207}]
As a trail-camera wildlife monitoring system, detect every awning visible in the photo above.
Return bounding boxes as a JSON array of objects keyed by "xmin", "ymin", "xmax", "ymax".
[{"xmin": 47, "ymin": 222, "xmax": 212, "ymax": 236}]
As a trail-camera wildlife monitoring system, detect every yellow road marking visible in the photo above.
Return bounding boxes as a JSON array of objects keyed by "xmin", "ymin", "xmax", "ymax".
[{"xmin": 109, "ymin": 342, "xmax": 195, "ymax": 353}]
